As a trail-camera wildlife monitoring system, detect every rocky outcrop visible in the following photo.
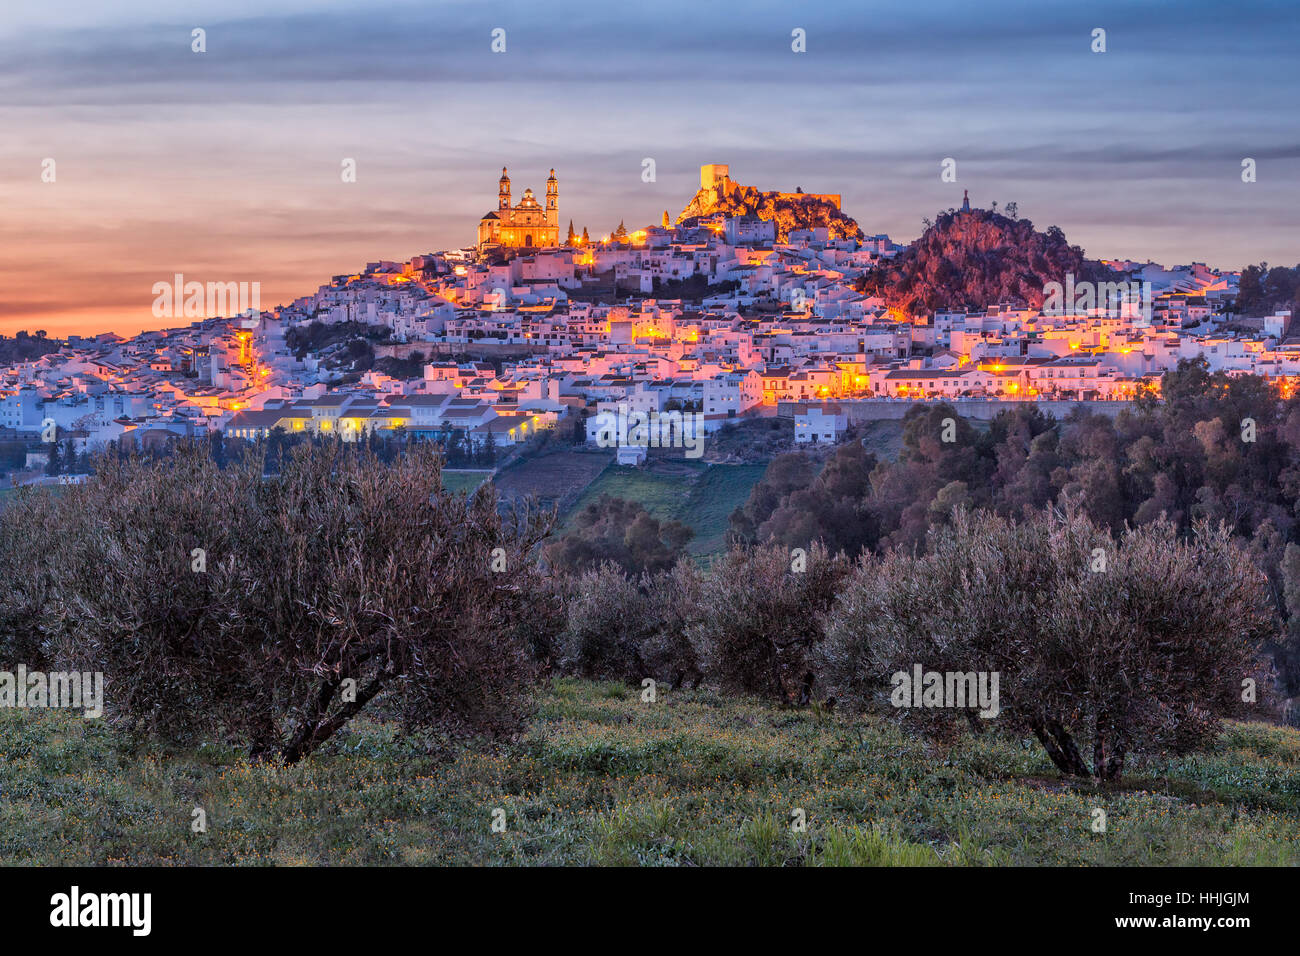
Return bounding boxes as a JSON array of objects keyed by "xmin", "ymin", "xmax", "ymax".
[
  {"xmin": 677, "ymin": 177, "xmax": 863, "ymax": 242},
  {"xmin": 856, "ymin": 207, "xmax": 1112, "ymax": 317}
]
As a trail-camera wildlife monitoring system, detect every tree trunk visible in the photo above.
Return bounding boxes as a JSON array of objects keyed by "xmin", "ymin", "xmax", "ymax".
[
  {"xmin": 1092, "ymin": 713, "xmax": 1108, "ymax": 780},
  {"xmin": 1100, "ymin": 732, "xmax": 1127, "ymax": 781},
  {"xmin": 280, "ymin": 672, "xmax": 389, "ymax": 764},
  {"xmin": 1030, "ymin": 719, "xmax": 1090, "ymax": 777},
  {"xmin": 796, "ymin": 671, "xmax": 815, "ymax": 708}
]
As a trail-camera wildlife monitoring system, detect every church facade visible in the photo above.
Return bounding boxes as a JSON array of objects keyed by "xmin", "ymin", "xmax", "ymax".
[{"xmin": 477, "ymin": 167, "xmax": 558, "ymax": 250}]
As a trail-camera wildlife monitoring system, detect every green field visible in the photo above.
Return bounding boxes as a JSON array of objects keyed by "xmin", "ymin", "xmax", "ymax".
[
  {"xmin": 3, "ymin": 679, "xmax": 1296, "ymax": 866},
  {"xmin": 439, "ymin": 470, "xmax": 493, "ymax": 494},
  {"xmin": 561, "ymin": 461, "xmax": 768, "ymax": 556}
]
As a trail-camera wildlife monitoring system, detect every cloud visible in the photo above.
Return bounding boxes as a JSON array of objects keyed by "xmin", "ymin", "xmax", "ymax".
[{"xmin": 3, "ymin": 0, "xmax": 1300, "ymax": 333}]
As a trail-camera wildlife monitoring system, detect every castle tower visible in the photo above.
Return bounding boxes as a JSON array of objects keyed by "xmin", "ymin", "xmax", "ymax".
[
  {"xmin": 700, "ymin": 164, "xmax": 730, "ymax": 191},
  {"xmin": 546, "ymin": 168, "xmax": 558, "ymax": 228},
  {"xmin": 962, "ymin": 189, "xmax": 970, "ymax": 213},
  {"xmin": 499, "ymin": 167, "xmax": 511, "ymax": 211}
]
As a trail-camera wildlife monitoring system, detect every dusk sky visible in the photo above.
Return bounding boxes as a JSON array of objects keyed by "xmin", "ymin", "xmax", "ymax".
[{"xmin": 3, "ymin": 0, "xmax": 1298, "ymax": 337}]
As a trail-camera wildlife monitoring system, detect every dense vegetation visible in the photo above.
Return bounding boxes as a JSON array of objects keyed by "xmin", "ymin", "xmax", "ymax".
[
  {"xmin": 820, "ymin": 509, "xmax": 1274, "ymax": 780},
  {"xmin": 856, "ymin": 208, "xmax": 1111, "ymax": 317},
  {"xmin": 545, "ymin": 494, "xmax": 693, "ymax": 575},
  {"xmin": 1, "ymin": 443, "xmax": 554, "ymax": 762},
  {"xmin": 646, "ymin": 275, "xmax": 740, "ymax": 299},
  {"xmin": 0, "ymin": 330, "xmax": 62, "ymax": 365},
  {"xmin": 286, "ymin": 319, "xmax": 392, "ymax": 367},
  {"xmin": 552, "ymin": 460, "xmax": 769, "ymax": 558},
  {"xmin": 0, "ymin": 366, "xmax": 1293, "ymax": 824},
  {"xmin": 97, "ymin": 420, "xmax": 497, "ymax": 471},
  {"xmin": 558, "ymin": 562, "xmax": 702, "ymax": 687},
  {"xmin": 40, "ymin": 437, "xmax": 91, "ymax": 475},
  {"xmin": 1237, "ymin": 262, "xmax": 1300, "ymax": 317},
  {"xmin": 732, "ymin": 359, "xmax": 1300, "ymax": 695},
  {"xmin": 373, "ymin": 352, "xmax": 427, "ymax": 379},
  {"xmin": 557, "ymin": 510, "xmax": 1279, "ymax": 775}
]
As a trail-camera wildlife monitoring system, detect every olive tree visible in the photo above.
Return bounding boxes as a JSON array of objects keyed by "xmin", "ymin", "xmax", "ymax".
[
  {"xmin": 820, "ymin": 508, "xmax": 1275, "ymax": 780},
  {"xmin": 558, "ymin": 559, "xmax": 704, "ymax": 688},
  {"xmin": 40, "ymin": 441, "xmax": 554, "ymax": 762},
  {"xmin": 689, "ymin": 541, "xmax": 849, "ymax": 705}
]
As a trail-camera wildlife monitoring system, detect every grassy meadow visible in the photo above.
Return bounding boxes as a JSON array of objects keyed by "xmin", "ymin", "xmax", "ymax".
[
  {"xmin": 561, "ymin": 462, "xmax": 768, "ymax": 557},
  {"xmin": 438, "ymin": 469, "xmax": 494, "ymax": 494},
  {"xmin": 2, "ymin": 678, "xmax": 1296, "ymax": 866}
]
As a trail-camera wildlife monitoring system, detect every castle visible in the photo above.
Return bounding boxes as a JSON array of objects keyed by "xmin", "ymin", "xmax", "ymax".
[
  {"xmin": 696, "ymin": 163, "xmax": 841, "ymax": 211},
  {"xmin": 477, "ymin": 167, "xmax": 559, "ymax": 250}
]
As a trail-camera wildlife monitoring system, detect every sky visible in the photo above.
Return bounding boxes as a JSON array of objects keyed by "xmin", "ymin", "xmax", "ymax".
[{"xmin": 2, "ymin": 0, "xmax": 1299, "ymax": 338}]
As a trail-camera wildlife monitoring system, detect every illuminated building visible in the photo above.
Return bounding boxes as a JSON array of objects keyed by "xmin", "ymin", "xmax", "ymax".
[{"xmin": 477, "ymin": 167, "xmax": 559, "ymax": 250}]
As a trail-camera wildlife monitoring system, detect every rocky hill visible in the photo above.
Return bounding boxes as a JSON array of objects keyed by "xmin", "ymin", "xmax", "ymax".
[
  {"xmin": 677, "ymin": 176, "xmax": 863, "ymax": 242},
  {"xmin": 857, "ymin": 207, "xmax": 1112, "ymax": 317}
]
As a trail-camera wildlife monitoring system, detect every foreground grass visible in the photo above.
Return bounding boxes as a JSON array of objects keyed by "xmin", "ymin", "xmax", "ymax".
[{"xmin": 2, "ymin": 679, "xmax": 1297, "ymax": 865}]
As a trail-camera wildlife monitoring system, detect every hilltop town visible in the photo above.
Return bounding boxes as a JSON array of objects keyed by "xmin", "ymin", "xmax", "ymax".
[{"xmin": 0, "ymin": 163, "xmax": 1292, "ymax": 484}]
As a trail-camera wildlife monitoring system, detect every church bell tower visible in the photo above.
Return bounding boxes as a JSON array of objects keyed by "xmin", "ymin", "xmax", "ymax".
[{"xmin": 545, "ymin": 168, "xmax": 558, "ymax": 228}]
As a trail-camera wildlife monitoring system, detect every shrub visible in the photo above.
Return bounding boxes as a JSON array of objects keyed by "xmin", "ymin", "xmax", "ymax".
[
  {"xmin": 558, "ymin": 560, "xmax": 704, "ymax": 687},
  {"xmin": 688, "ymin": 542, "xmax": 849, "ymax": 704},
  {"xmin": 0, "ymin": 485, "xmax": 91, "ymax": 668},
  {"xmin": 819, "ymin": 507, "xmax": 1277, "ymax": 780},
  {"xmin": 544, "ymin": 495, "xmax": 693, "ymax": 575},
  {"xmin": 38, "ymin": 441, "xmax": 553, "ymax": 762},
  {"xmin": 559, "ymin": 563, "xmax": 656, "ymax": 681},
  {"xmin": 641, "ymin": 560, "xmax": 705, "ymax": 688},
  {"xmin": 509, "ymin": 569, "xmax": 569, "ymax": 677}
]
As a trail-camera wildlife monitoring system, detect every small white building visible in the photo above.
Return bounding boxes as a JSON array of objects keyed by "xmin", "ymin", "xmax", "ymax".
[{"xmin": 793, "ymin": 404, "xmax": 847, "ymax": 444}]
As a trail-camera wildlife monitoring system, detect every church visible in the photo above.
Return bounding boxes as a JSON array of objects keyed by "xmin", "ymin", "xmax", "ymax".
[{"xmin": 477, "ymin": 167, "xmax": 558, "ymax": 250}]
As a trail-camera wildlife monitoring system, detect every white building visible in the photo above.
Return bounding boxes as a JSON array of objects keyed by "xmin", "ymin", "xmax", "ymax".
[{"xmin": 793, "ymin": 405, "xmax": 847, "ymax": 444}]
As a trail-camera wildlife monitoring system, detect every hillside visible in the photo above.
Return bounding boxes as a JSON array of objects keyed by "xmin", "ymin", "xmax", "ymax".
[
  {"xmin": 857, "ymin": 207, "xmax": 1113, "ymax": 317},
  {"xmin": 3, "ymin": 679, "xmax": 1296, "ymax": 865},
  {"xmin": 491, "ymin": 449, "xmax": 612, "ymax": 513},
  {"xmin": 0, "ymin": 332, "xmax": 63, "ymax": 365},
  {"xmin": 559, "ymin": 460, "xmax": 768, "ymax": 557},
  {"xmin": 677, "ymin": 177, "xmax": 863, "ymax": 242}
]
